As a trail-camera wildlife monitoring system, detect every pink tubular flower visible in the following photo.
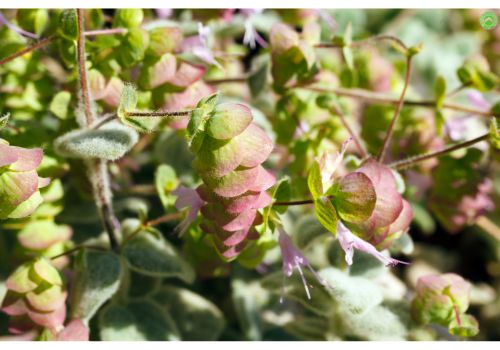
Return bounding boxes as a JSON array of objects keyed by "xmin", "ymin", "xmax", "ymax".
[
  {"xmin": 278, "ymin": 228, "xmax": 330, "ymax": 302},
  {"xmin": 336, "ymin": 222, "xmax": 408, "ymax": 267},
  {"xmin": 172, "ymin": 185, "xmax": 205, "ymax": 235},
  {"xmin": 181, "ymin": 23, "xmax": 222, "ymax": 68},
  {"xmin": 241, "ymin": 9, "xmax": 268, "ymax": 49}
]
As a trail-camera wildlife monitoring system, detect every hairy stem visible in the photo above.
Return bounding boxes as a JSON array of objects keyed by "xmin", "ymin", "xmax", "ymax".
[
  {"xmin": 328, "ymin": 103, "xmax": 367, "ymax": 157},
  {"xmin": 273, "ymin": 195, "xmax": 334, "ymax": 206},
  {"xmin": 315, "ymin": 34, "xmax": 408, "ymax": 52},
  {"xmin": 0, "ymin": 35, "xmax": 54, "ymax": 66},
  {"xmin": 296, "ymin": 85, "xmax": 496, "ymax": 117},
  {"xmin": 50, "ymin": 244, "xmax": 107, "ymax": 260},
  {"xmin": 377, "ymin": 55, "xmax": 413, "ymax": 162},
  {"xmin": 388, "ymin": 133, "xmax": 490, "ymax": 170},
  {"xmin": 126, "ymin": 110, "xmax": 193, "ymax": 117},
  {"xmin": 76, "ymin": 9, "xmax": 120, "ymax": 252},
  {"xmin": 205, "ymin": 77, "xmax": 249, "ymax": 85}
]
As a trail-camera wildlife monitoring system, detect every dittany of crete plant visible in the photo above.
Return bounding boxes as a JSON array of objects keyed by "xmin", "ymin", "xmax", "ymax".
[{"xmin": 0, "ymin": 8, "xmax": 500, "ymax": 341}]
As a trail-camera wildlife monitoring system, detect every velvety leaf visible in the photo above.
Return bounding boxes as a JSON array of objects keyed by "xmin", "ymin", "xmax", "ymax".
[
  {"xmin": 261, "ymin": 271, "xmax": 334, "ymax": 317},
  {"xmin": 99, "ymin": 300, "xmax": 180, "ymax": 341},
  {"xmin": 152, "ymin": 286, "xmax": 225, "ymax": 340},
  {"xmin": 122, "ymin": 233, "xmax": 195, "ymax": 283},
  {"xmin": 319, "ymin": 267, "xmax": 383, "ymax": 314},
  {"xmin": 248, "ymin": 61, "xmax": 268, "ymax": 98},
  {"xmin": 54, "ymin": 122, "xmax": 139, "ymax": 160},
  {"xmin": 57, "ymin": 319, "xmax": 89, "ymax": 341},
  {"xmin": 70, "ymin": 250, "xmax": 122, "ymax": 323}
]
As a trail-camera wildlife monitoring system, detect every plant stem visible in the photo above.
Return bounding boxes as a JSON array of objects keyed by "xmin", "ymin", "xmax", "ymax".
[
  {"xmin": 126, "ymin": 110, "xmax": 193, "ymax": 118},
  {"xmin": 315, "ymin": 34, "xmax": 408, "ymax": 52},
  {"xmin": 76, "ymin": 9, "xmax": 120, "ymax": 252},
  {"xmin": 205, "ymin": 77, "xmax": 249, "ymax": 85},
  {"xmin": 388, "ymin": 133, "xmax": 490, "ymax": 170},
  {"xmin": 328, "ymin": 104, "xmax": 367, "ymax": 157},
  {"xmin": 377, "ymin": 55, "xmax": 413, "ymax": 162},
  {"xmin": 0, "ymin": 28, "xmax": 128, "ymax": 67},
  {"xmin": 84, "ymin": 28, "xmax": 127, "ymax": 36},
  {"xmin": 90, "ymin": 113, "xmax": 118, "ymax": 129},
  {"xmin": 273, "ymin": 195, "xmax": 334, "ymax": 206},
  {"xmin": 50, "ymin": 244, "xmax": 107, "ymax": 260},
  {"xmin": 476, "ymin": 216, "xmax": 500, "ymax": 242},
  {"xmin": 0, "ymin": 35, "xmax": 54, "ymax": 66},
  {"xmin": 295, "ymin": 85, "xmax": 496, "ymax": 117},
  {"xmin": 145, "ymin": 212, "xmax": 183, "ymax": 227}
]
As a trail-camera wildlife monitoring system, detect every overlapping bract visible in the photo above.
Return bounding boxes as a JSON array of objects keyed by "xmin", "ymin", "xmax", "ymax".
[
  {"xmin": 346, "ymin": 159, "xmax": 413, "ymax": 249},
  {"xmin": 1, "ymin": 258, "xmax": 67, "ymax": 334},
  {"xmin": 189, "ymin": 98, "xmax": 275, "ymax": 259},
  {"xmin": 0, "ymin": 140, "xmax": 48, "ymax": 219},
  {"xmin": 411, "ymin": 273, "xmax": 477, "ymax": 336}
]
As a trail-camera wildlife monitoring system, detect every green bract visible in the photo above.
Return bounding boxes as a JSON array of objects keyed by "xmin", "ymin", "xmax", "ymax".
[{"xmin": 0, "ymin": 140, "xmax": 47, "ymax": 219}]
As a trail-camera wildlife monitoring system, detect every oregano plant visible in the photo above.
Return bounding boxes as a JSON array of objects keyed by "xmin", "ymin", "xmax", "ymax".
[{"xmin": 0, "ymin": 8, "xmax": 499, "ymax": 342}]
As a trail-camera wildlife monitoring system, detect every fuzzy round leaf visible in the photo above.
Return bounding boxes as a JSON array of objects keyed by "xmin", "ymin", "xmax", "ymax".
[
  {"xmin": 54, "ymin": 122, "xmax": 139, "ymax": 161},
  {"xmin": 122, "ymin": 233, "xmax": 195, "ymax": 283}
]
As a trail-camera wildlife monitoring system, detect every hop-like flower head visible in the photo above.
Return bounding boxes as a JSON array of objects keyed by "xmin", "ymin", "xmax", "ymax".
[
  {"xmin": 184, "ymin": 95, "xmax": 275, "ymax": 259},
  {"xmin": 0, "ymin": 140, "xmax": 48, "ymax": 220},
  {"xmin": 1, "ymin": 258, "xmax": 67, "ymax": 334},
  {"xmin": 411, "ymin": 273, "xmax": 472, "ymax": 327}
]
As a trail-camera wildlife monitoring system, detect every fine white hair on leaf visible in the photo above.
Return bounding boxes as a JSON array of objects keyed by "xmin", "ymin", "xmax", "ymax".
[{"xmin": 54, "ymin": 121, "xmax": 139, "ymax": 161}]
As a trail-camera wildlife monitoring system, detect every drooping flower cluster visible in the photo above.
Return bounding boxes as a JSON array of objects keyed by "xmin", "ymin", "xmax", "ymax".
[
  {"xmin": 186, "ymin": 97, "xmax": 275, "ymax": 259},
  {"xmin": 0, "ymin": 140, "xmax": 48, "ymax": 220},
  {"xmin": 411, "ymin": 273, "xmax": 476, "ymax": 334},
  {"xmin": 1, "ymin": 258, "xmax": 67, "ymax": 334},
  {"xmin": 346, "ymin": 158, "xmax": 413, "ymax": 249}
]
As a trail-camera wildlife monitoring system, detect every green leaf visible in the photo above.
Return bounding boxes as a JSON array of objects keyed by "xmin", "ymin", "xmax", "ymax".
[
  {"xmin": 307, "ymin": 161, "xmax": 323, "ymax": 199},
  {"xmin": 117, "ymin": 28, "xmax": 149, "ymax": 68},
  {"xmin": 491, "ymin": 101, "xmax": 500, "ymax": 116},
  {"xmin": 283, "ymin": 316, "xmax": 330, "ymax": 341},
  {"xmin": 54, "ymin": 121, "xmax": 139, "ymax": 161},
  {"xmin": 117, "ymin": 83, "xmax": 138, "ymax": 121},
  {"xmin": 206, "ymin": 103, "xmax": 253, "ymax": 140},
  {"xmin": 16, "ymin": 9, "xmax": 48, "ymax": 36},
  {"xmin": 332, "ymin": 172, "xmax": 376, "ymax": 224},
  {"xmin": 489, "ymin": 118, "xmax": 500, "ymax": 149},
  {"xmin": 342, "ymin": 22, "xmax": 353, "ymax": 69},
  {"xmin": 113, "ymin": 9, "xmax": 143, "ymax": 28},
  {"xmin": 58, "ymin": 9, "xmax": 78, "ymax": 41},
  {"xmin": 448, "ymin": 314, "xmax": 479, "ymax": 337},
  {"xmin": 99, "ymin": 300, "xmax": 180, "ymax": 341},
  {"xmin": 0, "ymin": 113, "xmax": 9, "ymax": 130},
  {"xmin": 231, "ymin": 276, "xmax": 265, "ymax": 341},
  {"xmin": 155, "ymin": 164, "xmax": 180, "ymax": 209},
  {"xmin": 341, "ymin": 302, "xmax": 410, "ymax": 340},
  {"xmin": 122, "ymin": 233, "xmax": 195, "ymax": 283},
  {"xmin": 261, "ymin": 271, "xmax": 334, "ymax": 317},
  {"xmin": 70, "ymin": 250, "xmax": 122, "ymax": 323},
  {"xmin": 434, "ymin": 75, "xmax": 446, "ymax": 109},
  {"xmin": 314, "ymin": 197, "xmax": 338, "ymax": 235},
  {"xmin": 248, "ymin": 61, "xmax": 268, "ymax": 98},
  {"xmin": 49, "ymin": 91, "xmax": 71, "ymax": 119},
  {"xmin": 152, "ymin": 286, "xmax": 225, "ymax": 340},
  {"xmin": 146, "ymin": 27, "xmax": 183, "ymax": 57},
  {"xmin": 319, "ymin": 268, "xmax": 383, "ymax": 314}
]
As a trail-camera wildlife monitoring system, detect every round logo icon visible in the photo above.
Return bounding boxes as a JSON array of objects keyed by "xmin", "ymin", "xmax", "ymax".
[{"xmin": 480, "ymin": 11, "xmax": 498, "ymax": 30}]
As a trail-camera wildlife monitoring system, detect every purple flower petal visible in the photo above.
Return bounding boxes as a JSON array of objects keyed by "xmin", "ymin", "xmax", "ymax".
[
  {"xmin": 336, "ymin": 222, "xmax": 408, "ymax": 267},
  {"xmin": 172, "ymin": 185, "xmax": 205, "ymax": 235}
]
